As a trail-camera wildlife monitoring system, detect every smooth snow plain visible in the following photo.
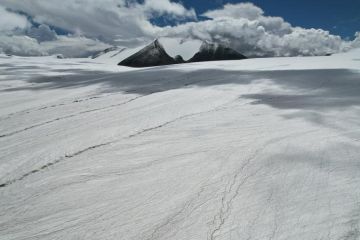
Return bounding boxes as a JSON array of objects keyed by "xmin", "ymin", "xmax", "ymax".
[{"xmin": 1, "ymin": 50, "xmax": 360, "ymax": 240}]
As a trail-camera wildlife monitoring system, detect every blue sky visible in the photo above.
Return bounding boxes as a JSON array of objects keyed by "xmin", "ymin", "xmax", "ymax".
[{"xmin": 178, "ymin": 0, "xmax": 360, "ymax": 39}]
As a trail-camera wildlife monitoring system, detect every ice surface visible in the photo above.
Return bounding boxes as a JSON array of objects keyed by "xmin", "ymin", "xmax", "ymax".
[{"xmin": 0, "ymin": 49, "xmax": 360, "ymax": 240}]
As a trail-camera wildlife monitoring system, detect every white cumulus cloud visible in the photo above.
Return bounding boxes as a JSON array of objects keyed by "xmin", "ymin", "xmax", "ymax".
[
  {"xmin": 0, "ymin": 5, "xmax": 30, "ymax": 32},
  {"xmin": 161, "ymin": 2, "xmax": 354, "ymax": 57},
  {"xmin": 0, "ymin": 0, "xmax": 194, "ymax": 57},
  {"xmin": 142, "ymin": 0, "xmax": 196, "ymax": 19},
  {"xmin": 351, "ymin": 32, "xmax": 360, "ymax": 48},
  {"xmin": 203, "ymin": 2, "xmax": 263, "ymax": 21},
  {"xmin": 0, "ymin": 35, "xmax": 45, "ymax": 56},
  {"xmin": 0, "ymin": 34, "xmax": 110, "ymax": 57},
  {"xmin": 0, "ymin": 0, "xmax": 195, "ymax": 44}
]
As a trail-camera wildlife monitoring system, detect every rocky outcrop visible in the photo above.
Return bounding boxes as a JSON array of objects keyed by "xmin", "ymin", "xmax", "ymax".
[
  {"xmin": 188, "ymin": 42, "xmax": 247, "ymax": 62},
  {"xmin": 118, "ymin": 40, "xmax": 176, "ymax": 67}
]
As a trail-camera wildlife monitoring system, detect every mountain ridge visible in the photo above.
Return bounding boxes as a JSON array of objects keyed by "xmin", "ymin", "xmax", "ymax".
[
  {"xmin": 119, "ymin": 39, "xmax": 177, "ymax": 67},
  {"xmin": 188, "ymin": 42, "xmax": 247, "ymax": 63},
  {"xmin": 118, "ymin": 39, "xmax": 247, "ymax": 67}
]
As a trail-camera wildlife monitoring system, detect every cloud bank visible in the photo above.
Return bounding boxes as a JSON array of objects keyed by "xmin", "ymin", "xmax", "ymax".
[
  {"xmin": 0, "ymin": 0, "xmax": 196, "ymax": 57},
  {"xmin": 161, "ymin": 3, "xmax": 358, "ymax": 57},
  {"xmin": 0, "ymin": 5, "xmax": 30, "ymax": 32},
  {"xmin": 0, "ymin": 1, "xmax": 358, "ymax": 57}
]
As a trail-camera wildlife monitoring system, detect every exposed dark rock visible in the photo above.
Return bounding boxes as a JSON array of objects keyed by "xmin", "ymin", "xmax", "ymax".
[
  {"xmin": 188, "ymin": 42, "xmax": 247, "ymax": 62},
  {"xmin": 118, "ymin": 40, "xmax": 176, "ymax": 67},
  {"xmin": 174, "ymin": 55, "xmax": 185, "ymax": 64},
  {"xmin": 118, "ymin": 40, "xmax": 247, "ymax": 68}
]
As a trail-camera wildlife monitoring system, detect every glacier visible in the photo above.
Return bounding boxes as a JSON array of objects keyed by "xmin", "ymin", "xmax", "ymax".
[{"xmin": 1, "ymin": 49, "xmax": 360, "ymax": 240}]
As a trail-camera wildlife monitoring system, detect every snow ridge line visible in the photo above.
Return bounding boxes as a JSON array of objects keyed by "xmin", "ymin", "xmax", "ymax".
[
  {"xmin": 0, "ymin": 102, "xmax": 231, "ymax": 189},
  {"xmin": 0, "ymin": 95, "xmax": 144, "ymax": 138}
]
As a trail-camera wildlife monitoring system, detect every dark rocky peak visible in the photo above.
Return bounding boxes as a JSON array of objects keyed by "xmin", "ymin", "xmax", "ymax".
[{"xmin": 118, "ymin": 39, "xmax": 176, "ymax": 67}]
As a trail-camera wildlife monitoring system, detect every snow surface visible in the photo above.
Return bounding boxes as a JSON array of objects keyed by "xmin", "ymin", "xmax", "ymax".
[
  {"xmin": 92, "ymin": 45, "xmax": 145, "ymax": 64},
  {"xmin": 1, "ymin": 49, "xmax": 360, "ymax": 240},
  {"xmin": 158, "ymin": 37, "xmax": 203, "ymax": 61}
]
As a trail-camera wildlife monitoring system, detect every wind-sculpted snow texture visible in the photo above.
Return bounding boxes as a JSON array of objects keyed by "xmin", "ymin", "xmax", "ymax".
[{"xmin": 1, "ymin": 50, "xmax": 360, "ymax": 240}]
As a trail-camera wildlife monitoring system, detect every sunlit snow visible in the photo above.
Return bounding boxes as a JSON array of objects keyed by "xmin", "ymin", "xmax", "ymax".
[{"xmin": 1, "ymin": 49, "xmax": 360, "ymax": 240}]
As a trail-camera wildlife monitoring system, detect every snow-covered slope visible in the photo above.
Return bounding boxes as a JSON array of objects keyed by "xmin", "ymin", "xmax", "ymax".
[
  {"xmin": 1, "ymin": 49, "xmax": 360, "ymax": 240},
  {"xmin": 92, "ymin": 45, "xmax": 145, "ymax": 64},
  {"xmin": 91, "ymin": 46, "xmax": 122, "ymax": 59},
  {"xmin": 158, "ymin": 37, "xmax": 203, "ymax": 61}
]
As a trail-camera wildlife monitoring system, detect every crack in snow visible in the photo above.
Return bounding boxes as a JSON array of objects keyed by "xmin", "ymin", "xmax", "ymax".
[
  {"xmin": 144, "ymin": 179, "xmax": 221, "ymax": 240},
  {"xmin": 207, "ymin": 128, "xmax": 322, "ymax": 240},
  {"xmin": 0, "ymin": 95, "xmax": 144, "ymax": 138},
  {"xmin": 0, "ymin": 141, "xmax": 115, "ymax": 189},
  {"xmin": 0, "ymin": 102, "xmax": 233, "ymax": 189},
  {"xmin": 0, "ymin": 92, "xmax": 124, "ymax": 122},
  {"xmin": 208, "ymin": 151, "xmax": 262, "ymax": 240}
]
